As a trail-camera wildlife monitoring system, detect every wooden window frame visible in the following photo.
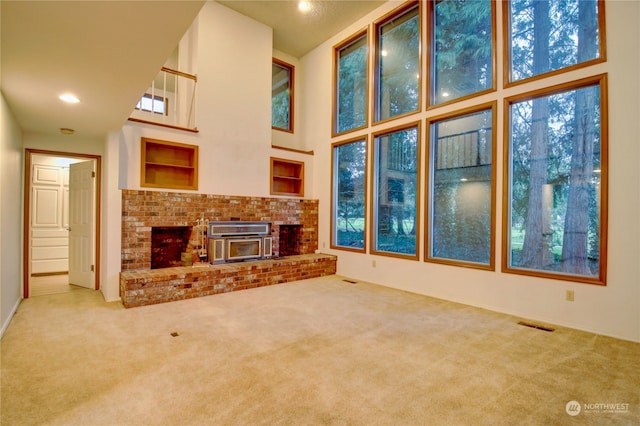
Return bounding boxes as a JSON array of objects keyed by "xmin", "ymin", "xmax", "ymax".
[
  {"xmin": 373, "ymin": 0, "xmax": 422, "ymax": 126},
  {"xmin": 425, "ymin": 102, "xmax": 497, "ymax": 271},
  {"xmin": 502, "ymin": 74, "xmax": 609, "ymax": 285},
  {"xmin": 502, "ymin": 0, "xmax": 607, "ymax": 89},
  {"xmin": 426, "ymin": 0, "xmax": 497, "ymax": 110},
  {"xmin": 331, "ymin": 136, "xmax": 369, "ymax": 252},
  {"xmin": 272, "ymin": 58, "xmax": 295, "ymax": 133},
  {"xmin": 332, "ymin": 28, "xmax": 370, "ymax": 138},
  {"xmin": 369, "ymin": 121, "xmax": 422, "ymax": 260}
]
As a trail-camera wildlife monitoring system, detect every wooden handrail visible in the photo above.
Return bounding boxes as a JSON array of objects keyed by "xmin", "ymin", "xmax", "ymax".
[{"xmin": 161, "ymin": 66, "xmax": 197, "ymax": 82}]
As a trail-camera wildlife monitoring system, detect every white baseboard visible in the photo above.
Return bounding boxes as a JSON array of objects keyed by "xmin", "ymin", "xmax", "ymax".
[{"xmin": 0, "ymin": 298, "xmax": 22, "ymax": 339}]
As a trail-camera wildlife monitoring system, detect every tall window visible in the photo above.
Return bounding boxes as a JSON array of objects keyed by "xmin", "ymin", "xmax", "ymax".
[
  {"xmin": 272, "ymin": 58, "xmax": 294, "ymax": 132},
  {"xmin": 507, "ymin": 0, "xmax": 604, "ymax": 84},
  {"xmin": 504, "ymin": 75, "xmax": 607, "ymax": 284},
  {"xmin": 332, "ymin": 138, "xmax": 367, "ymax": 251},
  {"xmin": 334, "ymin": 31, "xmax": 368, "ymax": 136},
  {"xmin": 374, "ymin": 2, "xmax": 420, "ymax": 123},
  {"xmin": 372, "ymin": 124, "xmax": 420, "ymax": 258},
  {"xmin": 429, "ymin": 0, "xmax": 494, "ymax": 106},
  {"xmin": 427, "ymin": 105, "xmax": 495, "ymax": 268}
]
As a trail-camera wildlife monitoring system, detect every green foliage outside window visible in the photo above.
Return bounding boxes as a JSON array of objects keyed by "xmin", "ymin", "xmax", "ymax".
[
  {"xmin": 373, "ymin": 126, "xmax": 419, "ymax": 256},
  {"xmin": 336, "ymin": 34, "xmax": 367, "ymax": 134},
  {"xmin": 430, "ymin": 109, "xmax": 493, "ymax": 265},
  {"xmin": 333, "ymin": 140, "xmax": 367, "ymax": 249},
  {"xmin": 432, "ymin": 0, "xmax": 493, "ymax": 104},
  {"xmin": 272, "ymin": 61, "xmax": 292, "ymax": 131},
  {"xmin": 376, "ymin": 5, "xmax": 420, "ymax": 121},
  {"xmin": 509, "ymin": 0, "xmax": 601, "ymax": 82}
]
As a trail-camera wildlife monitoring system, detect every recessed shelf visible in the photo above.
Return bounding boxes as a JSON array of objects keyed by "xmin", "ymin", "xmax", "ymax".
[
  {"xmin": 141, "ymin": 138, "xmax": 198, "ymax": 190},
  {"xmin": 270, "ymin": 157, "xmax": 304, "ymax": 197}
]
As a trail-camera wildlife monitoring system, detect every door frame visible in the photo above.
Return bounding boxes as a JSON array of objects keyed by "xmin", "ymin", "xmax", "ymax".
[{"xmin": 23, "ymin": 149, "xmax": 102, "ymax": 298}]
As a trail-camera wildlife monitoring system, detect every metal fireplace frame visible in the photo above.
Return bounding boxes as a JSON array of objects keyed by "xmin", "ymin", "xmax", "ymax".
[{"xmin": 207, "ymin": 221, "xmax": 273, "ymax": 264}]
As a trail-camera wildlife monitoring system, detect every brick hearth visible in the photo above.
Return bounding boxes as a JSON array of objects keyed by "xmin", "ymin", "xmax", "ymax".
[{"xmin": 120, "ymin": 254, "xmax": 337, "ymax": 308}]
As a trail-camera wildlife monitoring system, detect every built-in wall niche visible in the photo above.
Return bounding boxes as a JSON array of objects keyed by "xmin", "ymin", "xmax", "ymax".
[
  {"xmin": 141, "ymin": 138, "xmax": 198, "ymax": 190},
  {"xmin": 270, "ymin": 157, "xmax": 304, "ymax": 196}
]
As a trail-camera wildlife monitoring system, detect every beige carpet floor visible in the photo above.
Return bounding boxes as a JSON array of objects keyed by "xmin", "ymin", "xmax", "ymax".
[{"xmin": 1, "ymin": 275, "xmax": 638, "ymax": 425}]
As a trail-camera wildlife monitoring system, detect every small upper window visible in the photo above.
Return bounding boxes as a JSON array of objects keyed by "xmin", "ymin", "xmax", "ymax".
[
  {"xmin": 136, "ymin": 93, "xmax": 167, "ymax": 115},
  {"xmin": 272, "ymin": 58, "xmax": 294, "ymax": 132}
]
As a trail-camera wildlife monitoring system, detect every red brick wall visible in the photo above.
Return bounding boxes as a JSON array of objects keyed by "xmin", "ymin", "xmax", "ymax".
[{"xmin": 121, "ymin": 190, "xmax": 319, "ymax": 271}]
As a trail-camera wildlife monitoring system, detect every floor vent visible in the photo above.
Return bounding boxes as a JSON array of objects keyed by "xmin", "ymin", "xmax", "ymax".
[
  {"xmin": 518, "ymin": 321, "xmax": 555, "ymax": 332},
  {"xmin": 170, "ymin": 332, "xmax": 180, "ymax": 337},
  {"xmin": 342, "ymin": 279, "xmax": 357, "ymax": 284}
]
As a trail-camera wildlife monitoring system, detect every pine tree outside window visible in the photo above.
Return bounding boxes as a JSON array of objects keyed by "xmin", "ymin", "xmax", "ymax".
[
  {"xmin": 429, "ymin": 0, "xmax": 495, "ymax": 106},
  {"xmin": 331, "ymin": 138, "xmax": 367, "ymax": 251},
  {"xmin": 504, "ymin": 76, "xmax": 607, "ymax": 284},
  {"xmin": 272, "ymin": 58, "xmax": 294, "ymax": 132},
  {"xmin": 371, "ymin": 123, "xmax": 421, "ymax": 258},
  {"xmin": 334, "ymin": 31, "xmax": 368, "ymax": 136}
]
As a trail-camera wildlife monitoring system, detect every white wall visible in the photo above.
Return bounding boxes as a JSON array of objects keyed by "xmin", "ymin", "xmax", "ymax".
[
  {"xmin": 119, "ymin": 1, "xmax": 286, "ymax": 197},
  {"xmin": 1, "ymin": 92, "xmax": 24, "ymax": 336},
  {"xmin": 302, "ymin": 1, "xmax": 640, "ymax": 342},
  {"xmin": 105, "ymin": 2, "xmax": 314, "ymax": 300}
]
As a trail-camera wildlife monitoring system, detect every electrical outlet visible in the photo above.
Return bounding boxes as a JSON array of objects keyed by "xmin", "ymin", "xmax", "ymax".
[
  {"xmin": 372, "ymin": 260, "xmax": 376, "ymax": 268},
  {"xmin": 322, "ymin": 242, "xmax": 326, "ymax": 248},
  {"xmin": 566, "ymin": 290, "xmax": 575, "ymax": 302}
]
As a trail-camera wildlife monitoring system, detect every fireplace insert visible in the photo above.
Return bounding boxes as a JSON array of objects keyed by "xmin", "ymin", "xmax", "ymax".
[{"xmin": 207, "ymin": 221, "xmax": 273, "ymax": 264}]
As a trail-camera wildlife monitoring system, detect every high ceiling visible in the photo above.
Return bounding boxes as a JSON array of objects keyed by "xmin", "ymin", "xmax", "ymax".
[
  {"xmin": 218, "ymin": 0, "xmax": 386, "ymax": 58},
  {"xmin": 1, "ymin": 0, "xmax": 387, "ymax": 139}
]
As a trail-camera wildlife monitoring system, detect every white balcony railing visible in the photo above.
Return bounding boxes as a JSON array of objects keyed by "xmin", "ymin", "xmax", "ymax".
[{"xmin": 129, "ymin": 67, "xmax": 198, "ymax": 132}]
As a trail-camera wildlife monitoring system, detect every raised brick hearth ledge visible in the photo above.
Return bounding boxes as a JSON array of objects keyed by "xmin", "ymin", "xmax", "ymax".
[{"xmin": 120, "ymin": 254, "xmax": 337, "ymax": 308}]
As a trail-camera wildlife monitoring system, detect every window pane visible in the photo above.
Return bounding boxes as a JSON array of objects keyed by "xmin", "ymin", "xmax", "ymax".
[
  {"xmin": 336, "ymin": 34, "xmax": 368, "ymax": 134},
  {"xmin": 432, "ymin": 0, "xmax": 493, "ymax": 104},
  {"xmin": 272, "ymin": 61, "xmax": 293, "ymax": 131},
  {"xmin": 136, "ymin": 94, "xmax": 166, "ymax": 115},
  {"xmin": 332, "ymin": 139, "xmax": 367, "ymax": 249},
  {"xmin": 429, "ymin": 109, "xmax": 493, "ymax": 265},
  {"xmin": 507, "ymin": 83, "xmax": 602, "ymax": 278},
  {"xmin": 376, "ymin": 5, "xmax": 420, "ymax": 121},
  {"xmin": 509, "ymin": 0, "xmax": 601, "ymax": 82},
  {"xmin": 373, "ymin": 126, "xmax": 419, "ymax": 256}
]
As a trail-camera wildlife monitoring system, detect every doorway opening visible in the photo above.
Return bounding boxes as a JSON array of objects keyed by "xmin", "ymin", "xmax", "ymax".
[{"xmin": 23, "ymin": 149, "xmax": 101, "ymax": 298}]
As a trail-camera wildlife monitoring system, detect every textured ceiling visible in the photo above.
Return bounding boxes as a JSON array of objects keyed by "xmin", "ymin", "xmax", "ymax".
[
  {"xmin": 217, "ymin": 0, "xmax": 387, "ymax": 57},
  {"xmin": 1, "ymin": 1, "xmax": 206, "ymax": 138},
  {"xmin": 1, "ymin": 0, "xmax": 387, "ymax": 140}
]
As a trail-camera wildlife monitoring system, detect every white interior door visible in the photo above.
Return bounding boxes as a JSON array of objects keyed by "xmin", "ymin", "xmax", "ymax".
[
  {"xmin": 68, "ymin": 161, "xmax": 95, "ymax": 289},
  {"xmin": 30, "ymin": 164, "xmax": 69, "ymax": 274}
]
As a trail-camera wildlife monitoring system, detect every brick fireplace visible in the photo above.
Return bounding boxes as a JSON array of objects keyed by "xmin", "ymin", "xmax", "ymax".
[
  {"xmin": 121, "ymin": 190, "xmax": 321, "ymax": 270},
  {"xmin": 120, "ymin": 190, "xmax": 336, "ymax": 307}
]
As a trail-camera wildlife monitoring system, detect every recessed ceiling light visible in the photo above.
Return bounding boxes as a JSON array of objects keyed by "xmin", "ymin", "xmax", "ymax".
[
  {"xmin": 298, "ymin": 1, "xmax": 311, "ymax": 12},
  {"xmin": 60, "ymin": 128, "xmax": 75, "ymax": 135},
  {"xmin": 59, "ymin": 94, "xmax": 80, "ymax": 103}
]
